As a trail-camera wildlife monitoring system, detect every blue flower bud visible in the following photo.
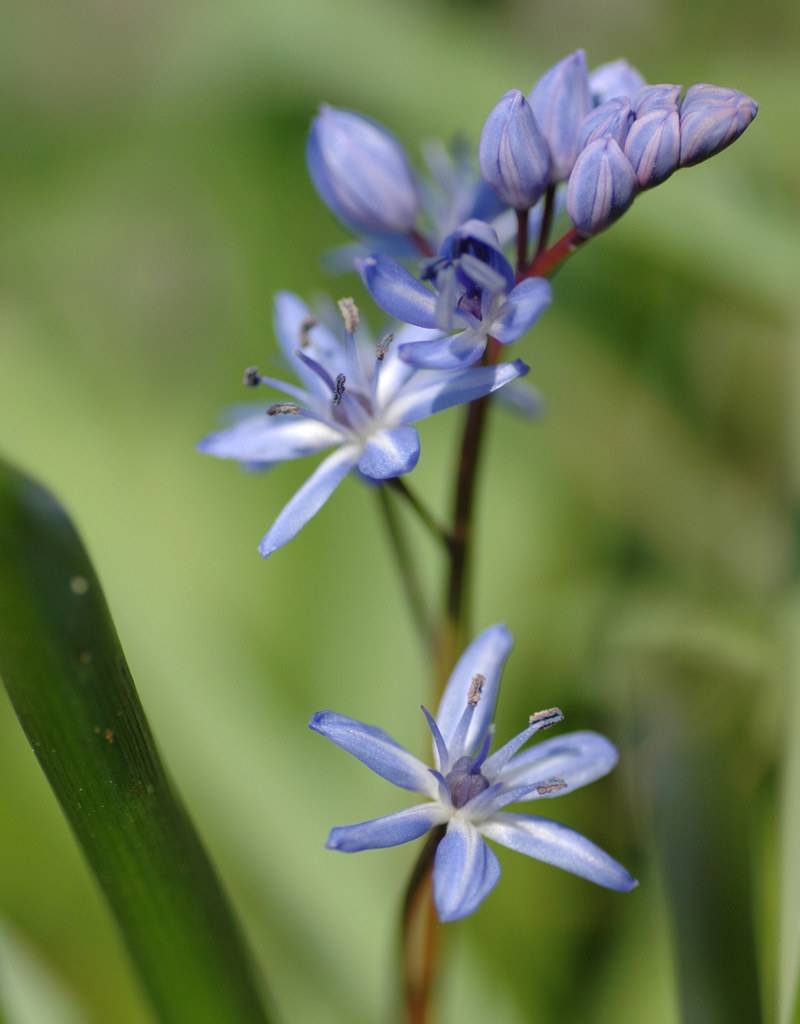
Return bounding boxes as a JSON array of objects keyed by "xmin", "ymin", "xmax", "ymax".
[
  {"xmin": 577, "ymin": 97, "xmax": 634, "ymax": 152},
  {"xmin": 633, "ymin": 84, "xmax": 681, "ymax": 115},
  {"xmin": 566, "ymin": 137, "xmax": 638, "ymax": 237},
  {"xmin": 307, "ymin": 105, "xmax": 420, "ymax": 234},
  {"xmin": 530, "ymin": 50, "xmax": 592, "ymax": 182},
  {"xmin": 478, "ymin": 90, "xmax": 551, "ymax": 210},
  {"xmin": 623, "ymin": 107, "xmax": 681, "ymax": 188},
  {"xmin": 589, "ymin": 59, "xmax": 646, "ymax": 105},
  {"xmin": 679, "ymin": 84, "xmax": 758, "ymax": 167}
]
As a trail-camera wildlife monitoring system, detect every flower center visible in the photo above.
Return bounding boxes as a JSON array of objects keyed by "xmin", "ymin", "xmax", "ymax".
[{"xmin": 445, "ymin": 756, "xmax": 490, "ymax": 809}]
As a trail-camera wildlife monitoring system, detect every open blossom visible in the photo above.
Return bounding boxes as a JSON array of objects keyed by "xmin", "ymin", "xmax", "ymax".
[
  {"xmin": 198, "ymin": 294, "xmax": 528, "ymax": 558},
  {"xmin": 359, "ymin": 220, "xmax": 552, "ymax": 370},
  {"xmin": 311, "ymin": 625, "xmax": 637, "ymax": 922}
]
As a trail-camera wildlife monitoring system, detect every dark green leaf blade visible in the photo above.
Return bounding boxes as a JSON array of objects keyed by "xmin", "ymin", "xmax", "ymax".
[{"xmin": 0, "ymin": 460, "xmax": 271, "ymax": 1024}]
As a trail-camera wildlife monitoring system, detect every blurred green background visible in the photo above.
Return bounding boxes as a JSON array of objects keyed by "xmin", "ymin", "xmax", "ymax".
[{"xmin": 1, "ymin": 0, "xmax": 799, "ymax": 1021}]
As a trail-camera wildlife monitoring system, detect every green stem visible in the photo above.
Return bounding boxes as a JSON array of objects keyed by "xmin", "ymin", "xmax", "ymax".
[{"xmin": 388, "ymin": 478, "xmax": 453, "ymax": 551}]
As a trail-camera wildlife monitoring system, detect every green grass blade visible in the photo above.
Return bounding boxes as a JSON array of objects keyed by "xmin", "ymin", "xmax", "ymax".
[{"xmin": 0, "ymin": 460, "xmax": 272, "ymax": 1024}]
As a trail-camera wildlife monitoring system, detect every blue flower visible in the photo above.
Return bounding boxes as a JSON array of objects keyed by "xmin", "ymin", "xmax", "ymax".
[
  {"xmin": 529, "ymin": 50, "xmax": 592, "ymax": 182},
  {"xmin": 678, "ymin": 84, "xmax": 758, "ymax": 167},
  {"xmin": 589, "ymin": 59, "xmax": 646, "ymax": 106},
  {"xmin": 479, "ymin": 90, "xmax": 551, "ymax": 210},
  {"xmin": 566, "ymin": 137, "xmax": 638, "ymax": 237},
  {"xmin": 359, "ymin": 220, "xmax": 552, "ymax": 370},
  {"xmin": 198, "ymin": 294, "xmax": 529, "ymax": 558},
  {"xmin": 311, "ymin": 624, "xmax": 637, "ymax": 922}
]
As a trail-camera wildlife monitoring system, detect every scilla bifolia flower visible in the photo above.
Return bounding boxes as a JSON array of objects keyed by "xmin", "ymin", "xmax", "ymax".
[
  {"xmin": 529, "ymin": 49, "xmax": 592, "ymax": 182},
  {"xmin": 623, "ymin": 104, "xmax": 681, "ymax": 189},
  {"xmin": 589, "ymin": 59, "xmax": 646, "ymax": 106},
  {"xmin": 311, "ymin": 625, "xmax": 637, "ymax": 922},
  {"xmin": 307, "ymin": 105, "xmax": 420, "ymax": 235},
  {"xmin": 577, "ymin": 97, "xmax": 634, "ymax": 151},
  {"xmin": 566, "ymin": 137, "xmax": 638, "ymax": 236},
  {"xmin": 360, "ymin": 220, "xmax": 552, "ymax": 370},
  {"xmin": 678, "ymin": 84, "xmax": 758, "ymax": 167},
  {"xmin": 479, "ymin": 90, "xmax": 551, "ymax": 210},
  {"xmin": 198, "ymin": 294, "xmax": 528, "ymax": 557}
]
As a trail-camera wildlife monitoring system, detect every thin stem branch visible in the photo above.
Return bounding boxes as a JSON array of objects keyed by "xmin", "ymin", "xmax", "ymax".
[
  {"xmin": 376, "ymin": 487, "xmax": 434, "ymax": 654},
  {"xmin": 533, "ymin": 184, "xmax": 556, "ymax": 262},
  {"xmin": 388, "ymin": 479, "xmax": 452, "ymax": 551},
  {"xmin": 409, "ymin": 229, "xmax": 435, "ymax": 258},
  {"xmin": 401, "ymin": 826, "xmax": 446, "ymax": 1024},
  {"xmin": 527, "ymin": 226, "xmax": 585, "ymax": 278},
  {"xmin": 515, "ymin": 209, "xmax": 529, "ymax": 275}
]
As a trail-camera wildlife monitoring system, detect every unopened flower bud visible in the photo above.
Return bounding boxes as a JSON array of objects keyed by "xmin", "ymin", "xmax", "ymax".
[
  {"xmin": 577, "ymin": 97, "xmax": 634, "ymax": 152},
  {"xmin": 306, "ymin": 105, "xmax": 420, "ymax": 234},
  {"xmin": 589, "ymin": 59, "xmax": 646, "ymax": 105},
  {"xmin": 566, "ymin": 137, "xmax": 638, "ymax": 237},
  {"xmin": 478, "ymin": 90, "xmax": 551, "ymax": 210},
  {"xmin": 679, "ymin": 84, "xmax": 758, "ymax": 167},
  {"xmin": 530, "ymin": 49, "xmax": 591, "ymax": 182},
  {"xmin": 624, "ymin": 107, "xmax": 681, "ymax": 188},
  {"xmin": 633, "ymin": 84, "xmax": 681, "ymax": 115}
]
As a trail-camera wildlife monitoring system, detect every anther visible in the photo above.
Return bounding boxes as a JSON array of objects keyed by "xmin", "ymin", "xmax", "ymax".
[
  {"xmin": 267, "ymin": 403, "xmax": 301, "ymax": 416},
  {"xmin": 337, "ymin": 297, "xmax": 360, "ymax": 334},
  {"xmin": 299, "ymin": 316, "xmax": 317, "ymax": 348},
  {"xmin": 243, "ymin": 366, "xmax": 261, "ymax": 388},
  {"xmin": 332, "ymin": 373, "xmax": 347, "ymax": 405},
  {"xmin": 529, "ymin": 707, "xmax": 564, "ymax": 730},
  {"xmin": 468, "ymin": 674, "xmax": 485, "ymax": 706},
  {"xmin": 376, "ymin": 333, "xmax": 394, "ymax": 361},
  {"xmin": 535, "ymin": 777, "xmax": 568, "ymax": 795}
]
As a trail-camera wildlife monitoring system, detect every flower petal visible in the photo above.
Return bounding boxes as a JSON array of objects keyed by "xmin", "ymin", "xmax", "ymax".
[
  {"xmin": 433, "ymin": 819, "xmax": 501, "ymax": 921},
  {"xmin": 273, "ymin": 291, "xmax": 343, "ymax": 394},
  {"xmin": 435, "ymin": 624, "xmax": 514, "ymax": 760},
  {"xmin": 388, "ymin": 360, "xmax": 529, "ymax": 425},
  {"xmin": 357, "ymin": 426, "xmax": 420, "ymax": 479},
  {"xmin": 326, "ymin": 804, "xmax": 448, "ymax": 852},
  {"xmin": 489, "ymin": 277, "xmax": 552, "ymax": 344},
  {"xmin": 358, "ymin": 254, "xmax": 439, "ymax": 329},
  {"xmin": 310, "ymin": 710, "xmax": 438, "ymax": 797},
  {"xmin": 397, "ymin": 329, "xmax": 487, "ymax": 370},
  {"xmin": 258, "ymin": 446, "xmax": 357, "ymax": 558},
  {"xmin": 496, "ymin": 731, "xmax": 619, "ymax": 798},
  {"xmin": 198, "ymin": 413, "xmax": 341, "ymax": 464},
  {"xmin": 480, "ymin": 813, "xmax": 637, "ymax": 891}
]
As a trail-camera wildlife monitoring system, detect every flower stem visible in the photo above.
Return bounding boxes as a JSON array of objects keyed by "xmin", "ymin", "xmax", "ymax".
[
  {"xmin": 527, "ymin": 226, "xmax": 585, "ymax": 278},
  {"xmin": 534, "ymin": 184, "xmax": 556, "ymax": 262},
  {"xmin": 401, "ymin": 825, "xmax": 446, "ymax": 1024},
  {"xmin": 388, "ymin": 479, "xmax": 453, "ymax": 552},
  {"xmin": 515, "ymin": 209, "xmax": 529, "ymax": 274},
  {"xmin": 376, "ymin": 486, "xmax": 434, "ymax": 654}
]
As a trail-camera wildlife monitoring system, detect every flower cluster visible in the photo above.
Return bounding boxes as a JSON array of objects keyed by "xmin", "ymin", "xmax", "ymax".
[{"xmin": 311, "ymin": 625, "xmax": 636, "ymax": 921}]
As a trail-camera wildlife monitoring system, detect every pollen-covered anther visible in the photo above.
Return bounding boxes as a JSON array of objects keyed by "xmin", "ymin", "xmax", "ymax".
[
  {"xmin": 337, "ymin": 297, "xmax": 360, "ymax": 334},
  {"xmin": 332, "ymin": 373, "xmax": 347, "ymax": 406},
  {"xmin": 467, "ymin": 673, "xmax": 486, "ymax": 706},
  {"xmin": 267, "ymin": 403, "xmax": 301, "ymax": 416},
  {"xmin": 299, "ymin": 316, "xmax": 317, "ymax": 347},
  {"xmin": 243, "ymin": 366, "xmax": 261, "ymax": 388},
  {"xmin": 535, "ymin": 776, "xmax": 568, "ymax": 795},
  {"xmin": 376, "ymin": 333, "xmax": 394, "ymax": 361},
  {"xmin": 529, "ymin": 707, "xmax": 564, "ymax": 729}
]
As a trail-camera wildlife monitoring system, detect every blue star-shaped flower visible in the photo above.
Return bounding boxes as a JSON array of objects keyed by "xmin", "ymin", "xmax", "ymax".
[{"xmin": 311, "ymin": 624, "xmax": 637, "ymax": 921}]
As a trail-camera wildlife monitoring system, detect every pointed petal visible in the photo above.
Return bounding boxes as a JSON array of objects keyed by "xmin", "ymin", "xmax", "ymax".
[
  {"xmin": 422, "ymin": 706, "xmax": 450, "ymax": 773},
  {"xmin": 388, "ymin": 360, "xmax": 529, "ymax": 425},
  {"xmin": 357, "ymin": 426, "xmax": 421, "ymax": 480},
  {"xmin": 374, "ymin": 325, "xmax": 444, "ymax": 407},
  {"xmin": 258, "ymin": 446, "xmax": 357, "ymax": 558},
  {"xmin": 435, "ymin": 624, "xmax": 514, "ymax": 759},
  {"xmin": 310, "ymin": 711, "xmax": 438, "ymax": 797},
  {"xmin": 397, "ymin": 329, "xmax": 487, "ymax": 370},
  {"xmin": 326, "ymin": 804, "xmax": 447, "ymax": 852},
  {"xmin": 480, "ymin": 813, "xmax": 637, "ymax": 891},
  {"xmin": 358, "ymin": 254, "xmax": 439, "ymax": 329},
  {"xmin": 489, "ymin": 277, "xmax": 552, "ymax": 344},
  {"xmin": 433, "ymin": 819, "xmax": 501, "ymax": 921},
  {"xmin": 198, "ymin": 413, "xmax": 341, "ymax": 464},
  {"xmin": 494, "ymin": 377, "xmax": 543, "ymax": 418},
  {"xmin": 495, "ymin": 730, "xmax": 620, "ymax": 798}
]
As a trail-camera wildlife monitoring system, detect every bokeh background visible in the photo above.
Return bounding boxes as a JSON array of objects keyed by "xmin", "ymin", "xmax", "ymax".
[{"xmin": 1, "ymin": 0, "xmax": 799, "ymax": 1021}]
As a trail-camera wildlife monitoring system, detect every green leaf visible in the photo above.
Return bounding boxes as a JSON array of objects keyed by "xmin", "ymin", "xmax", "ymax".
[{"xmin": 0, "ymin": 460, "xmax": 272, "ymax": 1024}]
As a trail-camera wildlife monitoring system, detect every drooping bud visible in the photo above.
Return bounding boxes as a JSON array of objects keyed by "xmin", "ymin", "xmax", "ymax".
[
  {"xmin": 478, "ymin": 89, "xmax": 551, "ymax": 209},
  {"xmin": 566, "ymin": 137, "xmax": 638, "ymax": 237},
  {"xmin": 678, "ymin": 84, "xmax": 758, "ymax": 167},
  {"xmin": 306, "ymin": 105, "xmax": 420, "ymax": 234},
  {"xmin": 633, "ymin": 84, "xmax": 681, "ymax": 116},
  {"xmin": 529, "ymin": 49, "xmax": 592, "ymax": 182},
  {"xmin": 577, "ymin": 97, "xmax": 634, "ymax": 152},
  {"xmin": 623, "ymin": 107, "xmax": 681, "ymax": 188},
  {"xmin": 589, "ymin": 59, "xmax": 646, "ymax": 106}
]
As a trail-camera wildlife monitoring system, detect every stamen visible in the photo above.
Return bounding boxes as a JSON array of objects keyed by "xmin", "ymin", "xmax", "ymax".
[
  {"xmin": 535, "ymin": 776, "xmax": 568, "ymax": 795},
  {"xmin": 243, "ymin": 366, "xmax": 261, "ymax": 388},
  {"xmin": 267, "ymin": 403, "xmax": 301, "ymax": 416},
  {"xmin": 528, "ymin": 707, "xmax": 563, "ymax": 730},
  {"xmin": 376, "ymin": 333, "xmax": 394, "ymax": 361},
  {"xmin": 337, "ymin": 297, "xmax": 360, "ymax": 334},
  {"xmin": 467, "ymin": 673, "xmax": 485, "ymax": 706},
  {"xmin": 299, "ymin": 316, "xmax": 317, "ymax": 348},
  {"xmin": 332, "ymin": 373, "xmax": 347, "ymax": 406}
]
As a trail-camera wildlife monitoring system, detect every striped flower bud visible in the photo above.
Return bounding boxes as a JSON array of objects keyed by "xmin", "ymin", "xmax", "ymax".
[
  {"xmin": 633, "ymin": 84, "xmax": 681, "ymax": 115},
  {"xmin": 577, "ymin": 97, "xmax": 634, "ymax": 152},
  {"xmin": 530, "ymin": 50, "xmax": 592, "ymax": 182},
  {"xmin": 589, "ymin": 59, "xmax": 646, "ymax": 105},
  {"xmin": 566, "ymin": 137, "xmax": 638, "ymax": 237},
  {"xmin": 679, "ymin": 84, "xmax": 758, "ymax": 167},
  {"xmin": 479, "ymin": 90, "xmax": 551, "ymax": 210},
  {"xmin": 624, "ymin": 107, "xmax": 681, "ymax": 188}
]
